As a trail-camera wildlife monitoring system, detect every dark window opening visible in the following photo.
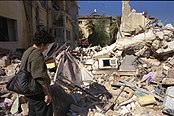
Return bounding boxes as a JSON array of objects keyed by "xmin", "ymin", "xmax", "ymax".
[
  {"xmin": 65, "ymin": 2, "xmax": 71, "ymax": 15},
  {"xmin": 66, "ymin": 30, "xmax": 71, "ymax": 40},
  {"xmin": 103, "ymin": 60, "xmax": 110, "ymax": 66},
  {"xmin": 0, "ymin": 16, "xmax": 17, "ymax": 42},
  {"xmin": 75, "ymin": 34, "xmax": 77, "ymax": 40},
  {"xmin": 53, "ymin": 27, "xmax": 64, "ymax": 43},
  {"xmin": 39, "ymin": 0, "xmax": 47, "ymax": 9},
  {"xmin": 57, "ymin": 28, "xmax": 64, "ymax": 37},
  {"xmin": 54, "ymin": 15, "xmax": 64, "ymax": 27}
]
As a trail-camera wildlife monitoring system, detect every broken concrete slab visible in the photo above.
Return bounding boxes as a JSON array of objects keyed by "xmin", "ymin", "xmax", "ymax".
[
  {"xmin": 93, "ymin": 112, "xmax": 105, "ymax": 116},
  {"xmin": 138, "ymin": 95, "xmax": 157, "ymax": 106},
  {"xmin": 162, "ymin": 86, "xmax": 174, "ymax": 116},
  {"xmin": 139, "ymin": 58, "xmax": 161, "ymax": 66},
  {"xmin": 168, "ymin": 68, "xmax": 174, "ymax": 78},
  {"xmin": 93, "ymin": 43, "xmax": 117, "ymax": 59},
  {"xmin": 162, "ymin": 78, "xmax": 174, "ymax": 85},
  {"xmin": 156, "ymin": 41, "xmax": 174, "ymax": 54},
  {"xmin": 119, "ymin": 55, "xmax": 136, "ymax": 71},
  {"xmin": 115, "ymin": 29, "xmax": 156, "ymax": 50}
]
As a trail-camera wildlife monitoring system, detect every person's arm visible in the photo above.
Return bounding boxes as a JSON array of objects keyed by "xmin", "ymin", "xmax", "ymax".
[
  {"xmin": 42, "ymin": 84, "xmax": 52, "ymax": 105},
  {"xmin": 30, "ymin": 51, "xmax": 52, "ymax": 105}
]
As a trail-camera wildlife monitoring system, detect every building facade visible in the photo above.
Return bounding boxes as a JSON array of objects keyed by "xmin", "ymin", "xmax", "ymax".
[
  {"xmin": 0, "ymin": 1, "xmax": 78, "ymax": 50},
  {"xmin": 0, "ymin": 1, "xmax": 28, "ymax": 49},
  {"xmin": 52, "ymin": 1, "xmax": 79, "ymax": 49}
]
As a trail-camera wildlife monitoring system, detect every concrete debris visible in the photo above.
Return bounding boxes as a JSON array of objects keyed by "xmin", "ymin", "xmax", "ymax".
[
  {"xmin": 0, "ymin": 56, "xmax": 10, "ymax": 67},
  {"xmin": 162, "ymin": 86, "xmax": 174, "ymax": 116},
  {"xmin": 43, "ymin": 42, "xmax": 59, "ymax": 61},
  {"xmin": 165, "ymin": 24, "xmax": 174, "ymax": 30},
  {"xmin": 1, "ymin": 9, "xmax": 174, "ymax": 116},
  {"xmin": 0, "ymin": 47, "xmax": 9, "ymax": 57},
  {"xmin": 119, "ymin": 55, "xmax": 136, "ymax": 71},
  {"xmin": 137, "ymin": 95, "xmax": 157, "ymax": 106}
]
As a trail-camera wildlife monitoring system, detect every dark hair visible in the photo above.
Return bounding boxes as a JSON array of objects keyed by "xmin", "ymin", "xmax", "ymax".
[{"xmin": 33, "ymin": 30, "xmax": 54, "ymax": 46}]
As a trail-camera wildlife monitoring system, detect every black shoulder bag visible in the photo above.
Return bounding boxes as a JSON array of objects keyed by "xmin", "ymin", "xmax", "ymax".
[{"xmin": 6, "ymin": 48, "xmax": 42, "ymax": 96}]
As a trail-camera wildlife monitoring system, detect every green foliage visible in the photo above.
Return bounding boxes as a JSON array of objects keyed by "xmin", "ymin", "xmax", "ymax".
[
  {"xmin": 109, "ymin": 16, "xmax": 121, "ymax": 44},
  {"xmin": 86, "ymin": 16, "xmax": 110, "ymax": 47}
]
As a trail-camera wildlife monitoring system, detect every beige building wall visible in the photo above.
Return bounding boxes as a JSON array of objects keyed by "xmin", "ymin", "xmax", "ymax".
[
  {"xmin": 0, "ymin": 1, "xmax": 28, "ymax": 49},
  {"xmin": 129, "ymin": 11, "xmax": 146, "ymax": 30},
  {"xmin": 0, "ymin": 1, "xmax": 53, "ymax": 49},
  {"xmin": 121, "ymin": 1, "xmax": 146, "ymax": 37},
  {"xmin": 121, "ymin": 1, "xmax": 131, "ymax": 32},
  {"xmin": 79, "ymin": 19, "xmax": 89, "ymax": 38}
]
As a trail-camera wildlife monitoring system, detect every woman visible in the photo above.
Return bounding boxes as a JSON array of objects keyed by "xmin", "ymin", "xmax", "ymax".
[{"xmin": 20, "ymin": 30, "xmax": 54, "ymax": 116}]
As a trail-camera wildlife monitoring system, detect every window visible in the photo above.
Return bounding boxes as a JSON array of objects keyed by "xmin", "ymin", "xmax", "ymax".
[
  {"xmin": 53, "ymin": 27, "xmax": 64, "ymax": 43},
  {"xmin": 54, "ymin": 15, "xmax": 64, "ymax": 27},
  {"xmin": 39, "ymin": 0, "xmax": 47, "ymax": 9},
  {"xmin": 79, "ymin": 21, "xmax": 82, "ymax": 24},
  {"xmin": 75, "ymin": 34, "xmax": 77, "ymax": 40},
  {"xmin": 0, "ymin": 17, "xmax": 17, "ymax": 42},
  {"xmin": 66, "ymin": 16, "xmax": 68, "ymax": 23},
  {"xmin": 65, "ymin": 2, "xmax": 71, "ymax": 15},
  {"xmin": 66, "ymin": 30, "xmax": 71, "ymax": 40},
  {"xmin": 98, "ymin": 58, "xmax": 118, "ymax": 69},
  {"xmin": 53, "ymin": 28, "xmax": 64, "ymax": 38},
  {"xmin": 103, "ymin": 60, "xmax": 110, "ymax": 66}
]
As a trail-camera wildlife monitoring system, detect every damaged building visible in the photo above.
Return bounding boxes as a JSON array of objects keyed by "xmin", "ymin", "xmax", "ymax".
[
  {"xmin": 119, "ymin": 0, "xmax": 160, "ymax": 38},
  {"xmin": 0, "ymin": 1, "xmax": 79, "ymax": 50},
  {"xmin": 1, "ymin": 1, "xmax": 174, "ymax": 116}
]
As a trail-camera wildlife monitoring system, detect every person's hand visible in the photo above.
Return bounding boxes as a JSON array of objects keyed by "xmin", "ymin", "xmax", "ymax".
[
  {"xmin": 41, "ymin": 84, "xmax": 52, "ymax": 106},
  {"xmin": 44, "ymin": 94, "xmax": 52, "ymax": 106}
]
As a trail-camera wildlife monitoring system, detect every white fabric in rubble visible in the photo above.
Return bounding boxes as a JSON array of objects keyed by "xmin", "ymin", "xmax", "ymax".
[
  {"xmin": 10, "ymin": 94, "xmax": 19, "ymax": 114},
  {"xmin": 54, "ymin": 50, "xmax": 93, "ymax": 85}
]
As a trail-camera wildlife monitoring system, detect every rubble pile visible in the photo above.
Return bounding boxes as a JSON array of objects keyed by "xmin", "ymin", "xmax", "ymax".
[
  {"xmin": 67, "ymin": 23, "xmax": 174, "ymax": 116},
  {"xmin": 0, "ymin": 23, "xmax": 174, "ymax": 116}
]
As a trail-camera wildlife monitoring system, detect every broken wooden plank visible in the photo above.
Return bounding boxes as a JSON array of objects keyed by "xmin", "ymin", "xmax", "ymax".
[{"xmin": 103, "ymin": 86, "xmax": 125, "ymax": 114}]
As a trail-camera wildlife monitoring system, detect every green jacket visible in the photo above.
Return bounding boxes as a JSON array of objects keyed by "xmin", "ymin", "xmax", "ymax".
[{"xmin": 20, "ymin": 47, "xmax": 51, "ymax": 86}]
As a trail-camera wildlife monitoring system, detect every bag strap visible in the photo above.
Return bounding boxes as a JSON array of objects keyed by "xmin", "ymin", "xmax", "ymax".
[{"xmin": 22, "ymin": 48, "xmax": 36, "ymax": 70}]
